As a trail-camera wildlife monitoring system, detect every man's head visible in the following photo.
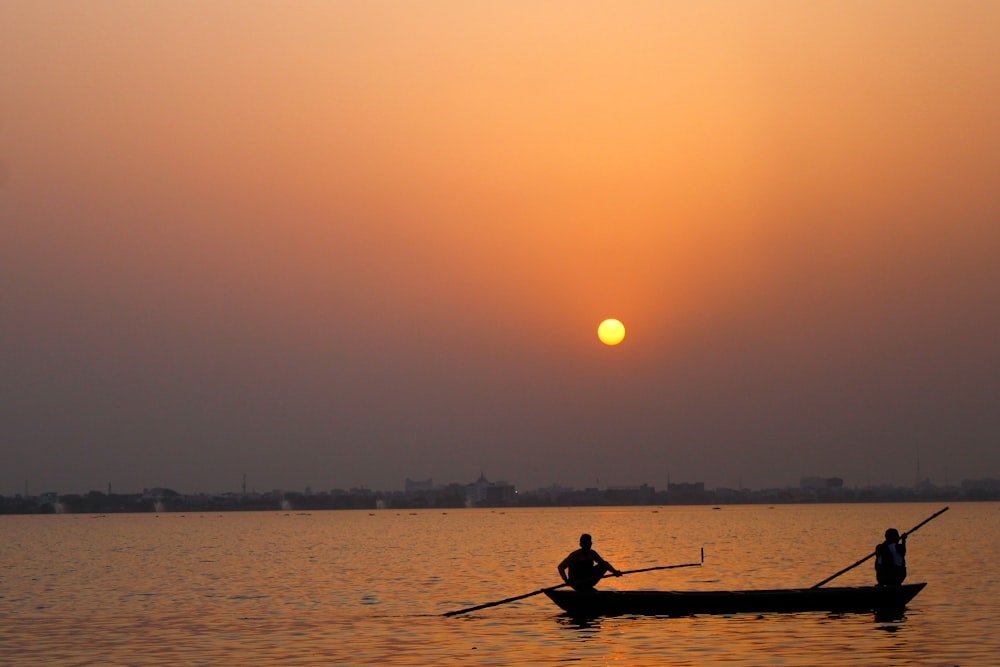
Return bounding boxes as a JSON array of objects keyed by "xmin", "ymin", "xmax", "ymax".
[
  {"xmin": 885, "ymin": 528, "xmax": 900, "ymax": 542},
  {"xmin": 579, "ymin": 533, "xmax": 593, "ymax": 548}
]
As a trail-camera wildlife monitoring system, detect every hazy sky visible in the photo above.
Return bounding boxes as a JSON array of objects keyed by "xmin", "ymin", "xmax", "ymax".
[{"xmin": 2, "ymin": 2, "xmax": 998, "ymax": 495}]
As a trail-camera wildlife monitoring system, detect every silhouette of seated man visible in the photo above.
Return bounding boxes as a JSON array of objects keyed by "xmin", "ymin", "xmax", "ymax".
[
  {"xmin": 558, "ymin": 533, "xmax": 621, "ymax": 591},
  {"xmin": 875, "ymin": 528, "xmax": 907, "ymax": 586}
]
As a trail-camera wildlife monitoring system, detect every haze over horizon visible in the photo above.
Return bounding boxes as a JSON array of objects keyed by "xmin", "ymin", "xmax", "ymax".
[{"xmin": 2, "ymin": 2, "xmax": 998, "ymax": 497}]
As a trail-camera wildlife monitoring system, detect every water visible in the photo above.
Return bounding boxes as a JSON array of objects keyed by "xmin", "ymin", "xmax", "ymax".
[{"xmin": 2, "ymin": 502, "xmax": 997, "ymax": 666}]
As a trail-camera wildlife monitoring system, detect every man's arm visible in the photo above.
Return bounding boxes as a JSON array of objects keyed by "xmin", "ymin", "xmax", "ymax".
[
  {"xmin": 595, "ymin": 551, "xmax": 622, "ymax": 576},
  {"xmin": 558, "ymin": 554, "xmax": 572, "ymax": 582}
]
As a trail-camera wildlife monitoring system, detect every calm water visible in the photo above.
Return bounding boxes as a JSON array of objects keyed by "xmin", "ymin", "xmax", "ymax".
[{"xmin": 2, "ymin": 502, "xmax": 998, "ymax": 666}]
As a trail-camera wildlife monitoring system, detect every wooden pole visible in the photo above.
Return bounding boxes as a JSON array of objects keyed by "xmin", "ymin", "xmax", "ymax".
[{"xmin": 443, "ymin": 560, "xmax": 702, "ymax": 617}]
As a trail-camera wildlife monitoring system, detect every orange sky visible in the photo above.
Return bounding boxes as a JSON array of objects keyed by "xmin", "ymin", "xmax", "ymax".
[{"xmin": 2, "ymin": 2, "xmax": 998, "ymax": 494}]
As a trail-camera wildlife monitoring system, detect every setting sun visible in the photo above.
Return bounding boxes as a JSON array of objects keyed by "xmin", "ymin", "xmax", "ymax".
[{"xmin": 597, "ymin": 319, "xmax": 626, "ymax": 346}]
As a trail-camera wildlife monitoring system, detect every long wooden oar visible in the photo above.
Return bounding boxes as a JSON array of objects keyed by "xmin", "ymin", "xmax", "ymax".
[
  {"xmin": 810, "ymin": 506, "xmax": 949, "ymax": 589},
  {"xmin": 443, "ymin": 554, "xmax": 704, "ymax": 617}
]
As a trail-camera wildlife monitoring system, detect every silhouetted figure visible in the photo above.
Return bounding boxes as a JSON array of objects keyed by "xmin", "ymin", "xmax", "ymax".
[
  {"xmin": 875, "ymin": 528, "xmax": 907, "ymax": 585},
  {"xmin": 558, "ymin": 533, "xmax": 622, "ymax": 591}
]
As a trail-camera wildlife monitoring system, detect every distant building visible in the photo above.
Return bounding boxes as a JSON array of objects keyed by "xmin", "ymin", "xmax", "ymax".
[
  {"xmin": 799, "ymin": 476, "xmax": 845, "ymax": 501},
  {"xmin": 605, "ymin": 484, "xmax": 656, "ymax": 504},
  {"xmin": 140, "ymin": 487, "xmax": 180, "ymax": 500},
  {"xmin": 667, "ymin": 482, "xmax": 705, "ymax": 493},
  {"xmin": 532, "ymin": 484, "xmax": 573, "ymax": 502},
  {"xmin": 466, "ymin": 473, "xmax": 516, "ymax": 506},
  {"xmin": 405, "ymin": 478, "xmax": 433, "ymax": 493},
  {"xmin": 962, "ymin": 478, "xmax": 1000, "ymax": 492},
  {"xmin": 800, "ymin": 477, "xmax": 843, "ymax": 490},
  {"xmin": 666, "ymin": 481, "xmax": 705, "ymax": 504}
]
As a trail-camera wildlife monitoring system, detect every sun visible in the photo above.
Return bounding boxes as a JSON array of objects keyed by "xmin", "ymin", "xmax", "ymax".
[{"xmin": 597, "ymin": 318, "xmax": 626, "ymax": 346}]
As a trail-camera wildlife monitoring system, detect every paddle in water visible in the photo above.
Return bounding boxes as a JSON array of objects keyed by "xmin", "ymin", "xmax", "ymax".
[
  {"xmin": 443, "ymin": 556, "xmax": 703, "ymax": 617},
  {"xmin": 810, "ymin": 506, "xmax": 949, "ymax": 589}
]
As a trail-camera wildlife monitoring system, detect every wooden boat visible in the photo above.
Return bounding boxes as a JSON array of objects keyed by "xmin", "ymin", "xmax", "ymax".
[{"xmin": 544, "ymin": 582, "xmax": 926, "ymax": 617}]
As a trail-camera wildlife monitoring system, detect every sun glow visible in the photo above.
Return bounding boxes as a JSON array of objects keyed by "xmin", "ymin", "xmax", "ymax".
[{"xmin": 597, "ymin": 319, "xmax": 626, "ymax": 346}]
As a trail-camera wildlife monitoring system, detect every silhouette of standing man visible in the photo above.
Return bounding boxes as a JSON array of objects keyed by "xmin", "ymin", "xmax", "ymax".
[{"xmin": 558, "ymin": 533, "xmax": 622, "ymax": 591}]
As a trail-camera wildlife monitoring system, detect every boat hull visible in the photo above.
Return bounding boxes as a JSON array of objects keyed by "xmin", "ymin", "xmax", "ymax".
[{"xmin": 544, "ymin": 583, "xmax": 927, "ymax": 617}]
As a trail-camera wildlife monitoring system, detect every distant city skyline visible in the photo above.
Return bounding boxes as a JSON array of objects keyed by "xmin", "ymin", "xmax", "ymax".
[
  {"xmin": 8, "ymin": 468, "xmax": 989, "ymax": 499},
  {"xmin": 5, "ymin": 473, "xmax": 997, "ymax": 517}
]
